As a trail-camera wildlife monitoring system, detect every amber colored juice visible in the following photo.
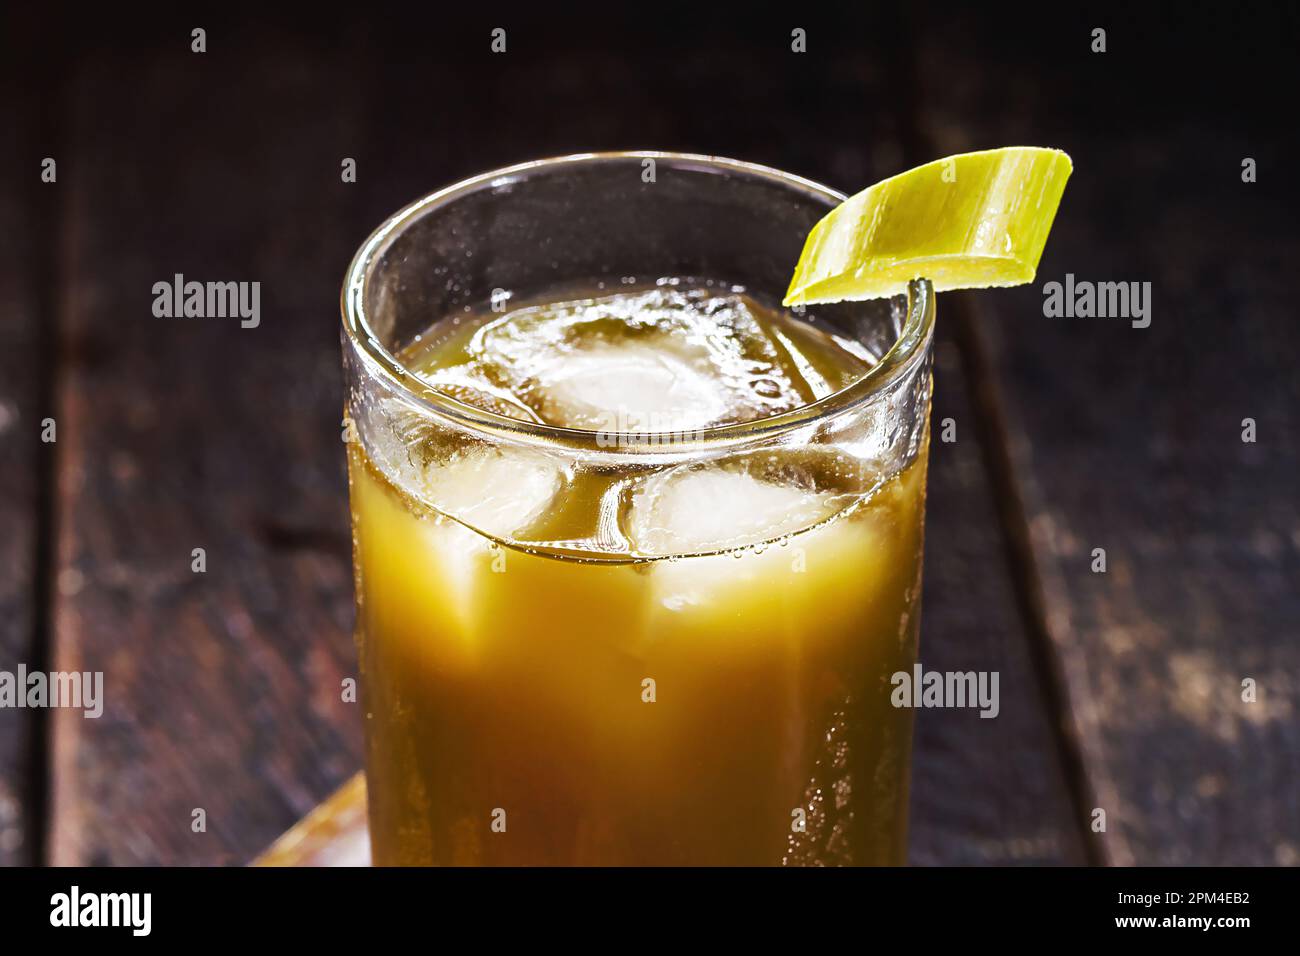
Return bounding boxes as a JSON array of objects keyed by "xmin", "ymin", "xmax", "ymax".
[{"xmin": 348, "ymin": 285, "xmax": 928, "ymax": 865}]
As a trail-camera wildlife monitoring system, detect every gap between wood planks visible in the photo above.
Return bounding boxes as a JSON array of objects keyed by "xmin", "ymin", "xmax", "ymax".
[
  {"xmin": 19, "ymin": 27, "xmax": 72, "ymax": 869},
  {"xmin": 892, "ymin": 13, "xmax": 1117, "ymax": 867}
]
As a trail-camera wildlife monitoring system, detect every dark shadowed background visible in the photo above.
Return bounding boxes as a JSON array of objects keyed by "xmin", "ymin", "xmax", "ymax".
[{"xmin": 0, "ymin": 3, "xmax": 1296, "ymax": 865}]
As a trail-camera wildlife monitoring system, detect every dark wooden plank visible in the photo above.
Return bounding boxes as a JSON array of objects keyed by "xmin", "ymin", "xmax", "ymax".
[
  {"xmin": 0, "ymin": 18, "xmax": 57, "ymax": 867},
  {"xmin": 910, "ymin": 329, "xmax": 1089, "ymax": 864},
  {"xmin": 48, "ymin": 25, "xmax": 372, "ymax": 864},
  {"xmin": 915, "ymin": 8, "xmax": 1300, "ymax": 864}
]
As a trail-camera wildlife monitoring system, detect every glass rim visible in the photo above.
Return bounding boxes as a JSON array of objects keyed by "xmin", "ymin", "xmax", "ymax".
[{"xmin": 341, "ymin": 150, "xmax": 935, "ymax": 456}]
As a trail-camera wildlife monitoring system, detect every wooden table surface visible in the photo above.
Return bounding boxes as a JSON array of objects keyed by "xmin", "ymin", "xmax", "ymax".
[{"xmin": 0, "ymin": 7, "xmax": 1295, "ymax": 866}]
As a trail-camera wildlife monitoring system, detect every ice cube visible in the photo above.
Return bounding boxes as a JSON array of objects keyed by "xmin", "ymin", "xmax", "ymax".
[
  {"xmin": 467, "ymin": 288, "xmax": 812, "ymax": 431},
  {"xmin": 625, "ymin": 464, "xmax": 840, "ymax": 557},
  {"xmin": 624, "ymin": 463, "xmax": 886, "ymax": 628},
  {"xmin": 358, "ymin": 382, "xmax": 567, "ymax": 539},
  {"xmin": 530, "ymin": 343, "xmax": 733, "ymax": 433},
  {"xmin": 418, "ymin": 444, "xmax": 565, "ymax": 540}
]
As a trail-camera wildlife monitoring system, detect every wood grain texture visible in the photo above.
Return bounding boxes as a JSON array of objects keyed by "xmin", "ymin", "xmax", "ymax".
[
  {"xmin": 48, "ymin": 27, "xmax": 370, "ymax": 864},
  {"xmin": 910, "ymin": 329, "xmax": 1088, "ymax": 864},
  {"xmin": 915, "ymin": 8, "xmax": 1300, "ymax": 864}
]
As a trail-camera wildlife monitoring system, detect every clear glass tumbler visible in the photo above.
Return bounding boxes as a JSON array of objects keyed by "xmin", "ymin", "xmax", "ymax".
[{"xmin": 341, "ymin": 153, "xmax": 934, "ymax": 865}]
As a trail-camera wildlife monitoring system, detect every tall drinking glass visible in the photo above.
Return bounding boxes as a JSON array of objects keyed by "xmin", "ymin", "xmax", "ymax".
[{"xmin": 341, "ymin": 153, "xmax": 934, "ymax": 865}]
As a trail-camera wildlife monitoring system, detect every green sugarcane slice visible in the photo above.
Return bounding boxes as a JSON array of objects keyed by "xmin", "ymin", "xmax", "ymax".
[{"xmin": 784, "ymin": 147, "xmax": 1072, "ymax": 306}]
